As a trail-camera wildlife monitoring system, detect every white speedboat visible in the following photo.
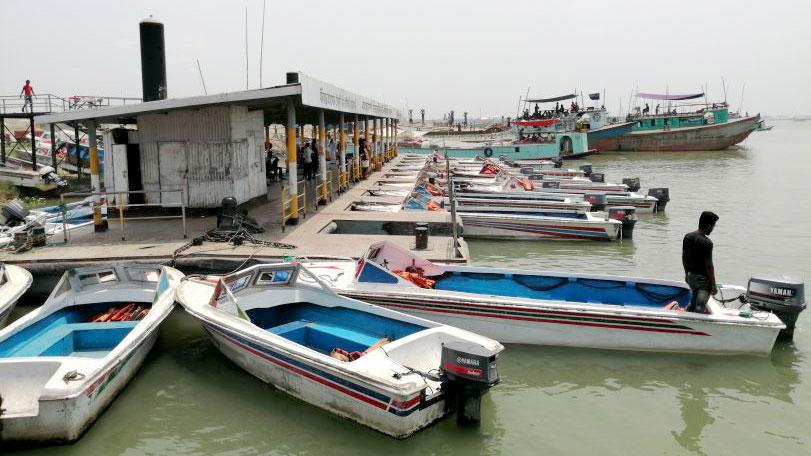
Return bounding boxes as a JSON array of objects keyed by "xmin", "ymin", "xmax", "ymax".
[
  {"xmin": 176, "ymin": 263, "xmax": 503, "ymax": 439},
  {"xmin": 0, "ymin": 264, "xmax": 33, "ymax": 327},
  {"xmin": 456, "ymin": 173, "xmax": 660, "ymax": 213},
  {"xmin": 305, "ymin": 241, "xmax": 793, "ymax": 356},
  {"xmin": 0, "ymin": 264, "xmax": 182, "ymax": 444}
]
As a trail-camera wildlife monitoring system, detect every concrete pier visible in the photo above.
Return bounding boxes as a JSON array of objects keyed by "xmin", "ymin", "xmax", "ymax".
[{"xmin": 2, "ymin": 154, "xmax": 466, "ymax": 280}]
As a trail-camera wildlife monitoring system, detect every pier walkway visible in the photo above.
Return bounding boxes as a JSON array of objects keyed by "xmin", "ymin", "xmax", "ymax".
[{"xmin": 2, "ymin": 154, "xmax": 465, "ymax": 282}]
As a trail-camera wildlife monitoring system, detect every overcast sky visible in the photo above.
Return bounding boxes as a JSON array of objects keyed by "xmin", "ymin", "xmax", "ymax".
[{"xmin": 2, "ymin": 0, "xmax": 809, "ymax": 118}]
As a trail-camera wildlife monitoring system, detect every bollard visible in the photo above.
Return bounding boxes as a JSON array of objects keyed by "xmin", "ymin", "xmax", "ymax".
[{"xmin": 415, "ymin": 225, "xmax": 429, "ymax": 250}]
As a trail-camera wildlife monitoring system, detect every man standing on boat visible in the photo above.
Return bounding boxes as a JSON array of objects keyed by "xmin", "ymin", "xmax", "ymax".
[{"xmin": 682, "ymin": 211, "xmax": 719, "ymax": 313}]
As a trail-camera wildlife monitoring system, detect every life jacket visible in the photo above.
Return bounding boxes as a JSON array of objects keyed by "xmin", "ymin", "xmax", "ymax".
[
  {"xmin": 393, "ymin": 269, "xmax": 436, "ymax": 288},
  {"xmin": 426, "ymin": 200, "xmax": 443, "ymax": 211},
  {"xmin": 518, "ymin": 178, "xmax": 534, "ymax": 191},
  {"xmin": 426, "ymin": 183, "xmax": 443, "ymax": 196}
]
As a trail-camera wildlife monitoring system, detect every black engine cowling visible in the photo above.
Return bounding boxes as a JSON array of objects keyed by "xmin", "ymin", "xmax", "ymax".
[
  {"xmin": 440, "ymin": 341, "xmax": 500, "ymax": 425},
  {"xmin": 746, "ymin": 276, "xmax": 806, "ymax": 339}
]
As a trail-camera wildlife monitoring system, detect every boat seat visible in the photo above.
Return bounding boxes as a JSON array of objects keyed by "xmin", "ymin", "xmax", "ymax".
[
  {"xmin": 267, "ymin": 320, "xmax": 311, "ymax": 335},
  {"xmin": 6, "ymin": 321, "xmax": 138, "ymax": 358},
  {"xmin": 268, "ymin": 320, "xmax": 380, "ymax": 353}
]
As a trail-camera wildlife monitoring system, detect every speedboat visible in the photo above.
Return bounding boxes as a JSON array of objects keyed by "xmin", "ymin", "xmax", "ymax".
[
  {"xmin": 305, "ymin": 241, "xmax": 794, "ymax": 356},
  {"xmin": 0, "ymin": 264, "xmax": 182, "ymax": 444},
  {"xmin": 0, "ymin": 264, "xmax": 33, "ymax": 327},
  {"xmin": 0, "ymin": 198, "xmax": 107, "ymax": 248},
  {"xmin": 175, "ymin": 263, "xmax": 503, "ymax": 439},
  {"xmin": 456, "ymin": 173, "xmax": 660, "ymax": 213},
  {"xmin": 401, "ymin": 194, "xmax": 625, "ymax": 241}
]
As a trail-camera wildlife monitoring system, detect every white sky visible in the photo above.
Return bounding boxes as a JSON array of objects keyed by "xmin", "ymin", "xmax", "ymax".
[{"xmin": 2, "ymin": 0, "xmax": 809, "ymax": 118}]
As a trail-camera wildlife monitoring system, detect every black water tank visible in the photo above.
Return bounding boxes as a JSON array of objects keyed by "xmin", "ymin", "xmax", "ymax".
[
  {"xmin": 140, "ymin": 17, "xmax": 167, "ymax": 102},
  {"xmin": 286, "ymin": 72, "xmax": 300, "ymax": 84}
]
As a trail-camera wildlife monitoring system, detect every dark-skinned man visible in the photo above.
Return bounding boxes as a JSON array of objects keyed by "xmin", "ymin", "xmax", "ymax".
[{"xmin": 682, "ymin": 211, "xmax": 720, "ymax": 313}]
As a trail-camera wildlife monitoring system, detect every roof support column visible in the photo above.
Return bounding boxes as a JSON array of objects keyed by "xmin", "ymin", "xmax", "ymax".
[
  {"xmin": 384, "ymin": 118, "xmax": 390, "ymax": 161},
  {"xmin": 318, "ymin": 109, "xmax": 327, "ymax": 205},
  {"xmin": 50, "ymin": 123, "xmax": 57, "ymax": 169},
  {"xmin": 339, "ymin": 112, "xmax": 346, "ymax": 176},
  {"xmin": 74, "ymin": 125, "xmax": 82, "ymax": 180},
  {"xmin": 88, "ymin": 120, "xmax": 107, "ymax": 232},
  {"xmin": 372, "ymin": 118, "xmax": 379, "ymax": 170},
  {"xmin": 285, "ymin": 99, "xmax": 298, "ymax": 224},
  {"xmin": 30, "ymin": 116, "xmax": 37, "ymax": 169},
  {"xmin": 1, "ymin": 117, "xmax": 5, "ymax": 164},
  {"xmin": 394, "ymin": 119, "xmax": 398, "ymax": 156}
]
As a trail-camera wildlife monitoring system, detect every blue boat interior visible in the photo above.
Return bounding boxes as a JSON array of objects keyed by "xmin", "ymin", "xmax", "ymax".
[
  {"xmin": 432, "ymin": 272, "xmax": 690, "ymax": 307},
  {"xmin": 246, "ymin": 303, "xmax": 425, "ymax": 356},
  {"xmin": 0, "ymin": 302, "xmax": 146, "ymax": 359},
  {"xmin": 358, "ymin": 261, "xmax": 690, "ymax": 308}
]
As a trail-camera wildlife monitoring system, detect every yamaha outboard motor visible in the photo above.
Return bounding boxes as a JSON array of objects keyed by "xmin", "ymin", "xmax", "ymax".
[
  {"xmin": 519, "ymin": 166, "xmax": 534, "ymax": 175},
  {"xmin": 622, "ymin": 177, "xmax": 641, "ymax": 193},
  {"xmin": 440, "ymin": 341, "xmax": 500, "ymax": 425},
  {"xmin": 578, "ymin": 164, "xmax": 593, "ymax": 177},
  {"xmin": 745, "ymin": 276, "xmax": 806, "ymax": 339},
  {"xmin": 541, "ymin": 181, "xmax": 560, "ymax": 189},
  {"xmin": 584, "ymin": 193, "xmax": 607, "ymax": 211},
  {"xmin": 2, "ymin": 199, "xmax": 30, "ymax": 226},
  {"xmin": 589, "ymin": 172, "xmax": 605, "ymax": 183},
  {"xmin": 217, "ymin": 196, "xmax": 239, "ymax": 229},
  {"xmin": 528, "ymin": 174, "xmax": 545, "ymax": 181},
  {"xmin": 608, "ymin": 206, "xmax": 637, "ymax": 239},
  {"xmin": 648, "ymin": 188, "xmax": 670, "ymax": 211}
]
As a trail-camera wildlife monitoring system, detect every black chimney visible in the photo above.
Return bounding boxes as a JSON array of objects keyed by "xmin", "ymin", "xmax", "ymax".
[{"xmin": 139, "ymin": 17, "xmax": 167, "ymax": 102}]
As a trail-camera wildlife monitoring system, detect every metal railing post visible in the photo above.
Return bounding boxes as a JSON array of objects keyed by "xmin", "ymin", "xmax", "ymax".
[
  {"xmin": 60, "ymin": 194, "xmax": 68, "ymax": 243},
  {"xmin": 118, "ymin": 192, "xmax": 126, "ymax": 241},
  {"xmin": 180, "ymin": 189, "xmax": 187, "ymax": 238}
]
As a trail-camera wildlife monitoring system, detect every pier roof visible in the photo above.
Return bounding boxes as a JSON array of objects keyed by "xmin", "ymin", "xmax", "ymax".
[{"xmin": 34, "ymin": 72, "xmax": 402, "ymax": 126}]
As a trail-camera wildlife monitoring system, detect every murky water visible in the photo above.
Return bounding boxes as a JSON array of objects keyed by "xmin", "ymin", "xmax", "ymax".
[{"xmin": 7, "ymin": 121, "xmax": 810, "ymax": 455}]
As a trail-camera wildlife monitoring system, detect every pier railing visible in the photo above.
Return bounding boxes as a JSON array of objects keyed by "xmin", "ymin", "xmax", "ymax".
[
  {"xmin": 281, "ymin": 180, "xmax": 306, "ymax": 231},
  {"xmin": 58, "ymin": 188, "xmax": 187, "ymax": 242},
  {"xmin": 0, "ymin": 94, "xmax": 143, "ymax": 114}
]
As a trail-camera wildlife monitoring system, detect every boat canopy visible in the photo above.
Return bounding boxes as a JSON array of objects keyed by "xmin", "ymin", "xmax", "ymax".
[
  {"xmin": 525, "ymin": 93, "xmax": 577, "ymax": 103},
  {"xmin": 636, "ymin": 92, "xmax": 704, "ymax": 101}
]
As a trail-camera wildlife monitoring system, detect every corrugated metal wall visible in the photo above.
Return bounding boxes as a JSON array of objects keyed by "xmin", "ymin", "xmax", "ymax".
[{"xmin": 133, "ymin": 105, "xmax": 267, "ymax": 208}]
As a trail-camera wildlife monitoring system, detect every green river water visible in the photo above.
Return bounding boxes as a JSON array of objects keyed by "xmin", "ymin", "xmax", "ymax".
[{"xmin": 7, "ymin": 120, "xmax": 810, "ymax": 455}]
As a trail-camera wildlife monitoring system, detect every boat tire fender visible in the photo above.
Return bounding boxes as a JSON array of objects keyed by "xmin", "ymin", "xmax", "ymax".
[{"xmin": 483, "ymin": 147, "xmax": 493, "ymax": 158}]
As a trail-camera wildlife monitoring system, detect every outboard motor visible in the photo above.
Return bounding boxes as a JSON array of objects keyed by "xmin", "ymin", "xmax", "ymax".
[
  {"xmin": 2, "ymin": 199, "xmax": 30, "ymax": 226},
  {"xmin": 578, "ymin": 164, "xmax": 593, "ymax": 176},
  {"xmin": 648, "ymin": 188, "xmax": 670, "ymax": 211},
  {"xmin": 622, "ymin": 177, "xmax": 641, "ymax": 193},
  {"xmin": 551, "ymin": 157, "xmax": 563, "ymax": 168},
  {"xmin": 39, "ymin": 166, "xmax": 67, "ymax": 187},
  {"xmin": 745, "ymin": 276, "xmax": 806, "ymax": 339},
  {"xmin": 217, "ymin": 196, "xmax": 238, "ymax": 229},
  {"xmin": 519, "ymin": 166, "xmax": 534, "ymax": 175},
  {"xmin": 589, "ymin": 172, "xmax": 605, "ymax": 183},
  {"xmin": 528, "ymin": 174, "xmax": 545, "ymax": 181},
  {"xmin": 608, "ymin": 206, "xmax": 637, "ymax": 239},
  {"xmin": 541, "ymin": 181, "xmax": 560, "ymax": 189},
  {"xmin": 440, "ymin": 341, "xmax": 500, "ymax": 425},
  {"xmin": 584, "ymin": 193, "xmax": 607, "ymax": 211}
]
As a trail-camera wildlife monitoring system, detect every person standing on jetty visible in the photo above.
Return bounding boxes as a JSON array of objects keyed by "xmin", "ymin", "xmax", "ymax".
[
  {"xmin": 303, "ymin": 142, "xmax": 314, "ymax": 180},
  {"xmin": 20, "ymin": 79, "xmax": 35, "ymax": 112},
  {"xmin": 682, "ymin": 211, "xmax": 719, "ymax": 313}
]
